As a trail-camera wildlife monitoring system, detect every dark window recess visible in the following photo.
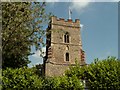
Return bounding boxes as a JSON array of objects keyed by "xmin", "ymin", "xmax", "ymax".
[
  {"xmin": 66, "ymin": 53, "xmax": 69, "ymax": 61},
  {"xmin": 64, "ymin": 35, "xmax": 66, "ymax": 42},
  {"xmin": 64, "ymin": 32, "xmax": 69, "ymax": 43},
  {"xmin": 67, "ymin": 35, "xmax": 69, "ymax": 43}
]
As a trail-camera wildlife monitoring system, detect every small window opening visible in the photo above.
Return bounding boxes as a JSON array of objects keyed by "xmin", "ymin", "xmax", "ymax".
[{"xmin": 66, "ymin": 53, "xmax": 69, "ymax": 61}]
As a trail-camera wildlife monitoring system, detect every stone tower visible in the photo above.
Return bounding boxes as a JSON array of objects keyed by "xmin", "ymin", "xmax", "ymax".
[{"xmin": 44, "ymin": 16, "xmax": 85, "ymax": 76}]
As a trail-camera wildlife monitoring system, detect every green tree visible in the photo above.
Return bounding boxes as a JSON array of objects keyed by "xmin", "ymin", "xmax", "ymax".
[{"xmin": 2, "ymin": 2, "xmax": 50, "ymax": 69}]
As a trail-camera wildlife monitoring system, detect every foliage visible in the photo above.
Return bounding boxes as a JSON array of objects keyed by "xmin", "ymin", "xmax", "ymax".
[
  {"xmin": 65, "ymin": 60, "xmax": 85, "ymax": 80},
  {"xmin": 85, "ymin": 56, "xmax": 120, "ymax": 89},
  {"xmin": 35, "ymin": 64, "xmax": 44, "ymax": 77},
  {"xmin": 42, "ymin": 76, "xmax": 84, "ymax": 90},
  {"xmin": 65, "ymin": 56, "xmax": 120, "ymax": 89},
  {"xmin": 2, "ymin": 67, "xmax": 84, "ymax": 90},
  {"xmin": 2, "ymin": 2, "xmax": 50, "ymax": 69},
  {"xmin": 58, "ymin": 75, "xmax": 83, "ymax": 90},
  {"xmin": 2, "ymin": 67, "xmax": 43, "ymax": 89},
  {"xmin": 0, "ymin": 69, "xmax": 2, "ymax": 90}
]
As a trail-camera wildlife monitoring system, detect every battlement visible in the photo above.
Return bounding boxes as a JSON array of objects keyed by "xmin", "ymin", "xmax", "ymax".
[{"xmin": 51, "ymin": 16, "xmax": 80, "ymax": 28}]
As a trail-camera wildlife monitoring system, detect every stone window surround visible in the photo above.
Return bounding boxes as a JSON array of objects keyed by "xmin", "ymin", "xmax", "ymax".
[
  {"xmin": 63, "ymin": 32, "xmax": 71, "ymax": 43},
  {"xmin": 64, "ymin": 51, "xmax": 70, "ymax": 62}
]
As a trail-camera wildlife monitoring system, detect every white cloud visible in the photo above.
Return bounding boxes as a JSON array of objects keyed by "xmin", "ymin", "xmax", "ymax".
[
  {"xmin": 44, "ymin": 0, "xmax": 59, "ymax": 2},
  {"xmin": 28, "ymin": 47, "xmax": 46, "ymax": 67},
  {"xmin": 80, "ymin": 24, "xmax": 84, "ymax": 31},
  {"xmin": 80, "ymin": 24, "xmax": 84, "ymax": 28},
  {"xmin": 32, "ymin": 50, "xmax": 41, "ymax": 57},
  {"xmin": 32, "ymin": 47, "xmax": 46, "ymax": 58},
  {"xmin": 69, "ymin": 0, "xmax": 91, "ymax": 14},
  {"xmin": 45, "ymin": 0, "xmax": 119, "ymax": 13},
  {"xmin": 71, "ymin": 0, "xmax": 92, "ymax": 2},
  {"xmin": 71, "ymin": 3, "xmax": 88, "ymax": 11},
  {"xmin": 28, "ymin": 55, "xmax": 43, "ymax": 68},
  {"xmin": 69, "ymin": 0, "xmax": 119, "ymax": 14}
]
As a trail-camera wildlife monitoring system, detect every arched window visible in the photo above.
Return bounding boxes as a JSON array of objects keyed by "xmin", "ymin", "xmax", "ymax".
[
  {"xmin": 66, "ymin": 53, "xmax": 69, "ymax": 61},
  {"xmin": 64, "ymin": 32, "xmax": 69, "ymax": 43}
]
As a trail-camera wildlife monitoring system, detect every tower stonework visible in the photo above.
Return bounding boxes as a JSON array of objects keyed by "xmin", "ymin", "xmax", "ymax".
[{"xmin": 44, "ymin": 16, "xmax": 85, "ymax": 77}]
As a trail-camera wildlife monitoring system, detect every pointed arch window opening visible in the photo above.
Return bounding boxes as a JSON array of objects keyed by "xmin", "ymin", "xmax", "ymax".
[
  {"xmin": 66, "ymin": 52, "xmax": 69, "ymax": 61},
  {"xmin": 64, "ymin": 32, "xmax": 69, "ymax": 43}
]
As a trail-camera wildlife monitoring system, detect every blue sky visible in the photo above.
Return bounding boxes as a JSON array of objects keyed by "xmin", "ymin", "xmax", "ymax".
[{"xmin": 28, "ymin": 1, "xmax": 118, "ymax": 67}]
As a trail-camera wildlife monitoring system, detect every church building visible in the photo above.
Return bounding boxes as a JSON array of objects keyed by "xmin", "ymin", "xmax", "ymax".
[{"xmin": 44, "ymin": 16, "xmax": 85, "ymax": 76}]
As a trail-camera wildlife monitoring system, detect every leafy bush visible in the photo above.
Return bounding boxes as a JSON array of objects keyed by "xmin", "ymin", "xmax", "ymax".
[
  {"xmin": 2, "ymin": 67, "xmax": 43, "ymax": 89},
  {"xmin": 65, "ymin": 56, "xmax": 120, "ymax": 89},
  {"xmin": 58, "ymin": 75, "xmax": 83, "ymax": 90},
  {"xmin": 2, "ymin": 67, "xmax": 84, "ymax": 90},
  {"xmin": 3, "ymin": 57, "xmax": 118, "ymax": 89},
  {"xmin": 42, "ymin": 76, "xmax": 84, "ymax": 90},
  {"xmin": 85, "ymin": 57, "xmax": 120, "ymax": 89},
  {"xmin": 65, "ymin": 61, "xmax": 85, "ymax": 79}
]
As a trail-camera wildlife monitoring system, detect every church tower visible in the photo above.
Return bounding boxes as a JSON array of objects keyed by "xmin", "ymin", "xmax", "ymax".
[{"xmin": 44, "ymin": 16, "xmax": 85, "ymax": 76}]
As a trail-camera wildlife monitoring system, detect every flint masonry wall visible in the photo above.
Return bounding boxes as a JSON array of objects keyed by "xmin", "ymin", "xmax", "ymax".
[{"xmin": 45, "ymin": 16, "xmax": 85, "ymax": 77}]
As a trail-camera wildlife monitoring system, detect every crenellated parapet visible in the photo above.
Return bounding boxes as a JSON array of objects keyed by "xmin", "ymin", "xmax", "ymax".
[{"xmin": 51, "ymin": 16, "xmax": 80, "ymax": 28}]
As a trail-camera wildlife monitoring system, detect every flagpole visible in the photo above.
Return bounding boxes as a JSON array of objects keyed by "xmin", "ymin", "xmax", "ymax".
[{"xmin": 69, "ymin": 6, "xmax": 72, "ymax": 19}]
